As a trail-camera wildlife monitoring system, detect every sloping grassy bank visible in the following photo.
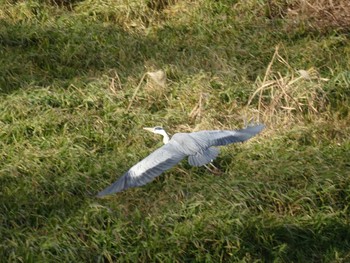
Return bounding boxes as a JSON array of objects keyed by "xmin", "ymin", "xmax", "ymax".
[{"xmin": 1, "ymin": 0, "xmax": 349, "ymax": 262}]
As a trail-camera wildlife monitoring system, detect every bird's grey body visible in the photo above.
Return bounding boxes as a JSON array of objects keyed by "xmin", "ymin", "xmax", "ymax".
[{"xmin": 97, "ymin": 124, "xmax": 264, "ymax": 197}]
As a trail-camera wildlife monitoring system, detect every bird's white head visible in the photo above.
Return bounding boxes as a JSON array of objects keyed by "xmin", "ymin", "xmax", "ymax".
[{"xmin": 143, "ymin": 126, "xmax": 170, "ymax": 144}]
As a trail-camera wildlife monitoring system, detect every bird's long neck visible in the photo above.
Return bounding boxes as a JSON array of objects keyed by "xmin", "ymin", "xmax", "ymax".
[{"xmin": 160, "ymin": 130, "xmax": 170, "ymax": 144}]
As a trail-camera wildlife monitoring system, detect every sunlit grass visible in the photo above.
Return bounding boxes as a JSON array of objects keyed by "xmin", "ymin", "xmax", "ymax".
[{"xmin": 1, "ymin": 0, "xmax": 350, "ymax": 262}]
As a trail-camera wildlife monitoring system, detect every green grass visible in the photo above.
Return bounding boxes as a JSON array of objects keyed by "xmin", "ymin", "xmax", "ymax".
[{"xmin": 1, "ymin": 0, "xmax": 350, "ymax": 262}]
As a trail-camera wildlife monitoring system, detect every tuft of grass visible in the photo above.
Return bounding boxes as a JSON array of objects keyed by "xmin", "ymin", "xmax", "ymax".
[{"xmin": 1, "ymin": 0, "xmax": 350, "ymax": 262}]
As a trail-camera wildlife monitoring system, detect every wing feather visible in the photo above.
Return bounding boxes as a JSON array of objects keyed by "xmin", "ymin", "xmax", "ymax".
[
  {"xmin": 97, "ymin": 142, "xmax": 186, "ymax": 197},
  {"xmin": 190, "ymin": 124, "xmax": 265, "ymax": 148},
  {"xmin": 188, "ymin": 147, "xmax": 219, "ymax": 167}
]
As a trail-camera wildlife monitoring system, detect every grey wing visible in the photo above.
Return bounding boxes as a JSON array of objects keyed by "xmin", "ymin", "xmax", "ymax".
[
  {"xmin": 97, "ymin": 143, "xmax": 186, "ymax": 197},
  {"xmin": 190, "ymin": 124, "xmax": 265, "ymax": 148},
  {"xmin": 188, "ymin": 147, "xmax": 220, "ymax": 167}
]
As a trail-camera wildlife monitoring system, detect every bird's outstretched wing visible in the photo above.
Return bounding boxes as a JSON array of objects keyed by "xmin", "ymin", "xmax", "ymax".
[
  {"xmin": 190, "ymin": 124, "xmax": 265, "ymax": 148},
  {"xmin": 97, "ymin": 142, "xmax": 186, "ymax": 197}
]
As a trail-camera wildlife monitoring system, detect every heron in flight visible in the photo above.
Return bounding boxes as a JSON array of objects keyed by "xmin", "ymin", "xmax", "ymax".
[{"xmin": 97, "ymin": 124, "xmax": 265, "ymax": 197}]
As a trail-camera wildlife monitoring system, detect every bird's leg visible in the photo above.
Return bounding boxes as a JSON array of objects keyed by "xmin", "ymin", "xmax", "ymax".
[
  {"xmin": 204, "ymin": 162, "xmax": 223, "ymax": 176},
  {"xmin": 209, "ymin": 162, "xmax": 218, "ymax": 170},
  {"xmin": 204, "ymin": 164, "xmax": 212, "ymax": 172}
]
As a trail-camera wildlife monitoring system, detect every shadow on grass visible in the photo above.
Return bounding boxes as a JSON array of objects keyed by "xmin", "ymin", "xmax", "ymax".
[
  {"xmin": 239, "ymin": 218, "xmax": 350, "ymax": 262},
  {"xmin": 0, "ymin": 176, "xmax": 91, "ymax": 231},
  {"xmin": 0, "ymin": 19, "xmax": 155, "ymax": 93},
  {"xmin": 0, "ymin": 11, "xmax": 278, "ymax": 94},
  {"xmin": 1, "ymin": 2, "xmax": 349, "ymax": 95}
]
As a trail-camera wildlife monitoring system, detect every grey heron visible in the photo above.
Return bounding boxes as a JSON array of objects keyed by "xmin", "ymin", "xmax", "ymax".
[{"xmin": 97, "ymin": 124, "xmax": 265, "ymax": 197}]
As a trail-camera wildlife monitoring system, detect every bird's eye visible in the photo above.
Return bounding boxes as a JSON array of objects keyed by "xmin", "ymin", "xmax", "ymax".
[{"xmin": 154, "ymin": 127, "xmax": 163, "ymax": 131}]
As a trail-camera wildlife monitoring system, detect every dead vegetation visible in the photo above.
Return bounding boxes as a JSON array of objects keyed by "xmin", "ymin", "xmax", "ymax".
[
  {"xmin": 246, "ymin": 46, "xmax": 329, "ymax": 125},
  {"xmin": 267, "ymin": 0, "xmax": 350, "ymax": 32}
]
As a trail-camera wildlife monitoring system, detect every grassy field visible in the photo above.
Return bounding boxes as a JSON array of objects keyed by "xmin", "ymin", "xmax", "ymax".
[{"xmin": 1, "ymin": 0, "xmax": 350, "ymax": 262}]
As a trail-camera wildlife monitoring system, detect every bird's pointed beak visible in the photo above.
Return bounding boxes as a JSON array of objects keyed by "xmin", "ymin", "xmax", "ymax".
[{"xmin": 143, "ymin": 127, "xmax": 154, "ymax": 133}]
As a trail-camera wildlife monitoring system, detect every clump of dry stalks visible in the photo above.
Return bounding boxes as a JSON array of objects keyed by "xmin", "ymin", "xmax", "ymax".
[
  {"xmin": 246, "ymin": 46, "xmax": 329, "ymax": 126},
  {"xmin": 127, "ymin": 69, "xmax": 167, "ymax": 111}
]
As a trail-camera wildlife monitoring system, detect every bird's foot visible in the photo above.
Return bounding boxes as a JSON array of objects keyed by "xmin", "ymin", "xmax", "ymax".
[{"xmin": 204, "ymin": 163, "xmax": 223, "ymax": 176}]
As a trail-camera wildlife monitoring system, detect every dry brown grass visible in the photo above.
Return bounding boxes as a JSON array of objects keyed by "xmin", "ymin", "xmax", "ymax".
[
  {"xmin": 246, "ymin": 46, "xmax": 329, "ymax": 126},
  {"xmin": 286, "ymin": 0, "xmax": 350, "ymax": 32},
  {"xmin": 266, "ymin": 0, "xmax": 350, "ymax": 32}
]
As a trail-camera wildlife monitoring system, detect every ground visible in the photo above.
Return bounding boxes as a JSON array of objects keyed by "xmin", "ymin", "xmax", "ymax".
[{"xmin": 0, "ymin": 0, "xmax": 350, "ymax": 262}]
